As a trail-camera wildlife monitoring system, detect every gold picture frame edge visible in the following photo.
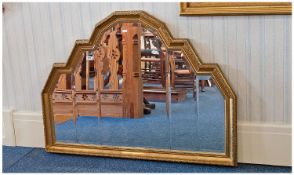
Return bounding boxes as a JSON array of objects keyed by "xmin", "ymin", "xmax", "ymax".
[
  {"xmin": 46, "ymin": 143, "xmax": 235, "ymax": 166},
  {"xmin": 180, "ymin": 2, "xmax": 292, "ymax": 16},
  {"xmin": 42, "ymin": 10, "xmax": 237, "ymax": 166}
]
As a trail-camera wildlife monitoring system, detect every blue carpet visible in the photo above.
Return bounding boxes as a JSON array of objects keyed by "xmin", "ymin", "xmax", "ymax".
[
  {"xmin": 2, "ymin": 146, "xmax": 291, "ymax": 173},
  {"xmin": 55, "ymin": 87, "xmax": 224, "ymax": 153},
  {"xmin": 2, "ymin": 146, "xmax": 34, "ymax": 171}
]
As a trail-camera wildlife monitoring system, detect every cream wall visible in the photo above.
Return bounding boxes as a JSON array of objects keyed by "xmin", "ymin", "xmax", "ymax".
[{"xmin": 2, "ymin": 3, "xmax": 292, "ymax": 165}]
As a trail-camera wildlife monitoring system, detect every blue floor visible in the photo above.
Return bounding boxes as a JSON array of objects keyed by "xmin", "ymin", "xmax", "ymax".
[{"xmin": 2, "ymin": 146, "xmax": 291, "ymax": 173}]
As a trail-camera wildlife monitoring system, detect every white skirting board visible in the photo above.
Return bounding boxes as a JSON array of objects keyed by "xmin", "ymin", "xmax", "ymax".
[
  {"xmin": 2, "ymin": 109, "xmax": 16, "ymax": 146},
  {"xmin": 2, "ymin": 110, "xmax": 291, "ymax": 166}
]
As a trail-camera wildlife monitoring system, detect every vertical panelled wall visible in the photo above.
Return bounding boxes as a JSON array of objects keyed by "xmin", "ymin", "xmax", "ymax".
[{"xmin": 3, "ymin": 3, "xmax": 291, "ymax": 124}]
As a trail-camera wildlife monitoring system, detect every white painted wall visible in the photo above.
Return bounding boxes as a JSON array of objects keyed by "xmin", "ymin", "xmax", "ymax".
[{"xmin": 2, "ymin": 3, "xmax": 292, "ymax": 166}]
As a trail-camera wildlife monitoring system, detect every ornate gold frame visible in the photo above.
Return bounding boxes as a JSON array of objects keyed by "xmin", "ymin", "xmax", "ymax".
[
  {"xmin": 42, "ymin": 11, "xmax": 237, "ymax": 166},
  {"xmin": 180, "ymin": 2, "xmax": 292, "ymax": 16}
]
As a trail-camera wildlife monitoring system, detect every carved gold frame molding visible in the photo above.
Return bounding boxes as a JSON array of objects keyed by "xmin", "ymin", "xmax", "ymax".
[
  {"xmin": 42, "ymin": 11, "xmax": 237, "ymax": 166},
  {"xmin": 180, "ymin": 2, "xmax": 292, "ymax": 15}
]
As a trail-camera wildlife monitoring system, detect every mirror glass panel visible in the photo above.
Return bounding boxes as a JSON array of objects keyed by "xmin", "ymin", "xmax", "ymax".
[
  {"xmin": 52, "ymin": 73, "xmax": 78, "ymax": 143},
  {"xmin": 51, "ymin": 21, "xmax": 225, "ymax": 153},
  {"xmin": 166, "ymin": 51, "xmax": 225, "ymax": 153}
]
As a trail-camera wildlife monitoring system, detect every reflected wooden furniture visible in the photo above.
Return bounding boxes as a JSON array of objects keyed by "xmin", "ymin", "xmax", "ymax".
[
  {"xmin": 141, "ymin": 57, "xmax": 162, "ymax": 84},
  {"xmin": 121, "ymin": 23, "xmax": 143, "ymax": 117},
  {"xmin": 54, "ymin": 114, "xmax": 72, "ymax": 124},
  {"xmin": 52, "ymin": 89, "xmax": 124, "ymax": 123},
  {"xmin": 140, "ymin": 50, "xmax": 195, "ymax": 102},
  {"xmin": 169, "ymin": 52, "xmax": 196, "ymax": 100},
  {"xmin": 169, "ymin": 51, "xmax": 196, "ymax": 89},
  {"xmin": 141, "ymin": 53, "xmax": 189, "ymax": 102},
  {"xmin": 143, "ymin": 87, "xmax": 187, "ymax": 102},
  {"xmin": 52, "ymin": 23, "xmax": 144, "ymax": 124}
]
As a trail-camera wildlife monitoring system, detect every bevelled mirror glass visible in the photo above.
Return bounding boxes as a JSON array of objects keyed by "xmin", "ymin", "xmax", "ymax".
[{"xmin": 42, "ymin": 11, "xmax": 237, "ymax": 166}]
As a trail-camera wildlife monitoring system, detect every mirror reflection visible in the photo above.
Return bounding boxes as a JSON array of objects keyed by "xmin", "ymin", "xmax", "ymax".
[{"xmin": 51, "ymin": 22, "xmax": 225, "ymax": 153}]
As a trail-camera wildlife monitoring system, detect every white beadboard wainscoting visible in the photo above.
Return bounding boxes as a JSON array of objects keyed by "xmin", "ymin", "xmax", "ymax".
[{"xmin": 2, "ymin": 3, "xmax": 291, "ymax": 166}]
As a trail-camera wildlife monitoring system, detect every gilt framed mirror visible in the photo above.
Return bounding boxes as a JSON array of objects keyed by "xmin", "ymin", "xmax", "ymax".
[{"xmin": 42, "ymin": 11, "xmax": 237, "ymax": 166}]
